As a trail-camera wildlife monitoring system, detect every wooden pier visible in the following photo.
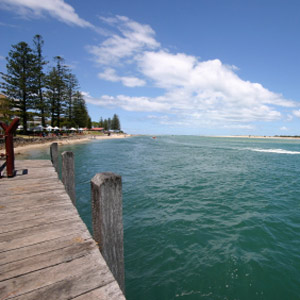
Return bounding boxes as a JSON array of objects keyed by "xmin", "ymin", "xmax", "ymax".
[{"xmin": 0, "ymin": 159, "xmax": 125, "ymax": 299}]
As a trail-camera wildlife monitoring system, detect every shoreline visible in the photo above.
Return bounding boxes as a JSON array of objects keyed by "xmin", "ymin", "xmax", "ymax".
[
  {"xmin": 2, "ymin": 133, "xmax": 299, "ymax": 157},
  {"xmin": 9, "ymin": 134, "xmax": 132, "ymax": 156}
]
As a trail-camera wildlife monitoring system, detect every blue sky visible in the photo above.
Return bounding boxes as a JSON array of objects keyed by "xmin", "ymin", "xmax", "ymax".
[{"xmin": 1, "ymin": 0, "xmax": 300, "ymax": 135}]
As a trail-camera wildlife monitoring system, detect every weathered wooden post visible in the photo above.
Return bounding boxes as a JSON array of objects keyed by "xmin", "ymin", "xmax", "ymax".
[
  {"xmin": 91, "ymin": 172, "xmax": 125, "ymax": 294},
  {"xmin": 50, "ymin": 142, "xmax": 59, "ymax": 173},
  {"xmin": 61, "ymin": 151, "xmax": 76, "ymax": 206},
  {"xmin": 0, "ymin": 118, "xmax": 19, "ymax": 177}
]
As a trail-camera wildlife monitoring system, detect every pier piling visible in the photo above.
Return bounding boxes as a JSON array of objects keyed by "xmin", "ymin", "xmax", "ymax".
[
  {"xmin": 50, "ymin": 142, "xmax": 58, "ymax": 173},
  {"xmin": 91, "ymin": 172, "xmax": 125, "ymax": 294},
  {"xmin": 61, "ymin": 151, "xmax": 76, "ymax": 206}
]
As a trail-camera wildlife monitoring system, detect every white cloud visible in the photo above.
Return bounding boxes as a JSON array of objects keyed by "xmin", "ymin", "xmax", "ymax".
[
  {"xmin": 223, "ymin": 124, "xmax": 255, "ymax": 130},
  {"xmin": 293, "ymin": 110, "xmax": 300, "ymax": 118},
  {"xmin": 121, "ymin": 76, "xmax": 145, "ymax": 87},
  {"xmin": 280, "ymin": 126, "xmax": 288, "ymax": 131},
  {"xmin": 87, "ymin": 15, "xmax": 160, "ymax": 65},
  {"xmin": 88, "ymin": 16, "xmax": 297, "ymax": 129},
  {"xmin": 98, "ymin": 68, "xmax": 145, "ymax": 87},
  {"xmin": 0, "ymin": 21, "xmax": 18, "ymax": 28},
  {"xmin": 138, "ymin": 51, "xmax": 294, "ymax": 107},
  {"xmin": 147, "ymin": 115, "xmax": 169, "ymax": 120},
  {"xmin": 0, "ymin": 0, "xmax": 93, "ymax": 28},
  {"xmin": 83, "ymin": 92, "xmax": 169, "ymax": 112}
]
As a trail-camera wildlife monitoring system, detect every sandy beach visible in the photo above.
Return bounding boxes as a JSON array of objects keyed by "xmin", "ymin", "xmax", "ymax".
[{"xmin": 9, "ymin": 134, "xmax": 132, "ymax": 156}]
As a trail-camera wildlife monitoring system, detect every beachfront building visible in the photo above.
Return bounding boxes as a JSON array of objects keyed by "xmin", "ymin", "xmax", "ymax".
[{"xmin": 90, "ymin": 127, "xmax": 104, "ymax": 132}]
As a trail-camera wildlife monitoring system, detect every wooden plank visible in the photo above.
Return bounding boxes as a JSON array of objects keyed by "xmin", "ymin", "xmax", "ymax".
[
  {"xmin": 10, "ymin": 269, "xmax": 113, "ymax": 300},
  {"xmin": 1, "ymin": 183, "xmax": 66, "ymax": 196},
  {"xmin": 0, "ymin": 193, "xmax": 71, "ymax": 211},
  {"xmin": 0, "ymin": 191, "xmax": 70, "ymax": 204},
  {"xmin": 1, "ymin": 178, "xmax": 64, "ymax": 188},
  {"xmin": 7, "ymin": 165, "xmax": 56, "ymax": 173},
  {"xmin": 0, "ymin": 231, "xmax": 92, "ymax": 266},
  {"xmin": 15, "ymin": 160, "xmax": 53, "ymax": 168},
  {"xmin": 10, "ymin": 267, "xmax": 115, "ymax": 300},
  {"xmin": 0, "ymin": 159, "xmax": 125, "ymax": 300},
  {"xmin": 0, "ymin": 160, "xmax": 54, "ymax": 178},
  {"xmin": 0, "ymin": 189, "xmax": 68, "ymax": 204},
  {"xmin": 74, "ymin": 281, "xmax": 125, "ymax": 300},
  {"xmin": 0, "ymin": 249, "xmax": 114, "ymax": 299},
  {"xmin": 0, "ymin": 239, "xmax": 97, "ymax": 281},
  {"xmin": 0, "ymin": 200, "xmax": 73, "ymax": 215},
  {"xmin": 3, "ymin": 170, "xmax": 58, "ymax": 181},
  {"xmin": 0, "ymin": 210, "xmax": 78, "ymax": 234},
  {"xmin": 0, "ymin": 218, "xmax": 88, "ymax": 252},
  {"xmin": 0, "ymin": 177, "xmax": 63, "ymax": 187}
]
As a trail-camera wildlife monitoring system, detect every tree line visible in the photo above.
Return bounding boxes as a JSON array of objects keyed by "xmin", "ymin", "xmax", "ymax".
[
  {"xmin": 93, "ymin": 114, "xmax": 121, "ymax": 131},
  {"xmin": 0, "ymin": 34, "xmax": 90, "ymax": 133}
]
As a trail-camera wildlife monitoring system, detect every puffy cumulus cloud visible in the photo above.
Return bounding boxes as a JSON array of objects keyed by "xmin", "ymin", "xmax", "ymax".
[
  {"xmin": 98, "ymin": 68, "xmax": 145, "ymax": 87},
  {"xmin": 83, "ymin": 92, "xmax": 170, "ymax": 112},
  {"xmin": 292, "ymin": 110, "xmax": 300, "ymax": 118},
  {"xmin": 88, "ymin": 16, "xmax": 297, "ymax": 128},
  {"xmin": 0, "ymin": 0, "xmax": 93, "ymax": 28},
  {"xmin": 138, "ymin": 51, "xmax": 294, "ymax": 108},
  {"xmin": 137, "ymin": 51, "xmax": 294, "ymax": 123},
  {"xmin": 87, "ymin": 15, "xmax": 160, "ymax": 65}
]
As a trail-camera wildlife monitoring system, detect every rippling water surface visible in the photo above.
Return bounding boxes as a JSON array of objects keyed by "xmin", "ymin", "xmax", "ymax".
[{"xmin": 23, "ymin": 136, "xmax": 300, "ymax": 300}]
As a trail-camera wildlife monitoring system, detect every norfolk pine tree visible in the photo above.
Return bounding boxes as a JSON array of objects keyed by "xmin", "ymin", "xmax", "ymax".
[
  {"xmin": 46, "ymin": 56, "xmax": 67, "ymax": 127},
  {"xmin": 99, "ymin": 117, "xmax": 104, "ymax": 127},
  {"xmin": 103, "ymin": 119, "xmax": 108, "ymax": 130},
  {"xmin": 65, "ymin": 72, "xmax": 79, "ymax": 127},
  {"xmin": 73, "ymin": 91, "xmax": 89, "ymax": 128},
  {"xmin": 112, "ymin": 113, "xmax": 121, "ymax": 130},
  {"xmin": 32, "ymin": 34, "xmax": 47, "ymax": 127},
  {"xmin": 0, "ymin": 41, "xmax": 36, "ymax": 133}
]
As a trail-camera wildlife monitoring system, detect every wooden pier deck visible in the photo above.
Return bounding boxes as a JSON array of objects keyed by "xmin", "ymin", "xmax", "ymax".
[{"xmin": 0, "ymin": 160, "xmax": 125, "ymax": 300}]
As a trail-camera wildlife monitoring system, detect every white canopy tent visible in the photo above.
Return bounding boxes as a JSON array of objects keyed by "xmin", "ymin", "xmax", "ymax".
[
  {"xmin": 33, "ymin": 125, "xmax": 44, "ymax": 132},
  {"xmin": 46, "ymin": 125, "xmax": 53, "ymax": 131}
]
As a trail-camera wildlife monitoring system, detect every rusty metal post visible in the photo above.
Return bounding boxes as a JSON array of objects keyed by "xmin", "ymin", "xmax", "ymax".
[{"xmin": 0, "ymin": 118, "xmax": 20, "ymax": 177}]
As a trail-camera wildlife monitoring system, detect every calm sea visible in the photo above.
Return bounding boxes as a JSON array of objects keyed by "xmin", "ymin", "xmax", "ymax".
[{"xmin": 23, "ymin": 136, "xmax": 300, "ymax": 300}]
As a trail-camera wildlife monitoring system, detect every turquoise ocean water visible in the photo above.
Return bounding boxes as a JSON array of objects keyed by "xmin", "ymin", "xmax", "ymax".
[{"xmin": 23, "ymin": 136, "xmax": 300, "ymax": 300}]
